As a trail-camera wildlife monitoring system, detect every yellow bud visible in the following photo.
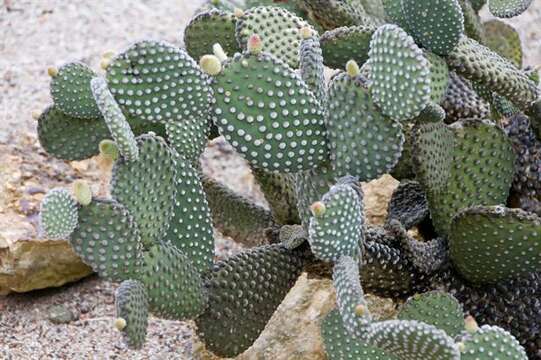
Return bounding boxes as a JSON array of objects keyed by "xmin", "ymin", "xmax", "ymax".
[
  {"xmin": 299, "ymin": 26, "xmax": 313, "ymax": 39},
  {"xmin": 31, "ymin": 110, "xmax": 41, "ymax": 120},
  {"xmin": 346, "ymin": 60, "xmax": 360, "ymax": 77},
  {"xmin": 457, "ymin": 342, "xmax": 465, "ymax": 353},
  {"xmin": 234, "ymin": 8, "xmax": 244, "ymax": 18},
  {"xmin": 354, "ymin": 304, "xmax": 366, "ymax": 316},
  {"xmin": 73, "ymin": 180, "xmax": 92, "ymax": 206},
  {"xmin": 48, "ymin": 66, "xmax": 59, "ymax": 77},
  {"xmin": 213, "ymin": 43, "xmax": 228, "ymax": 63},
  {"xmin": 114, "ymin": 317, "xmax": 127, "ymax": 331},
  {"xmin": 464, "ymin": 315, "xmax": 479, "ymax": 333},
  {"xmin": 200, "ymin": 55, "xmax": 222, "ymax": 76}
]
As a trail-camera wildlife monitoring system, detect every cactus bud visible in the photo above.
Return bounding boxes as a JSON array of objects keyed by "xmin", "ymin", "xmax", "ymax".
[
  {"xmin": 346, "ymin": 60, "xmax": 360, "ymax": 77},
  {"xmin": 464, "ymin": 315, "xmax": 479, "ymax": 333},
  {"xmin": 457, "ymin": 342, "xmax": 465, "ymax": 353},
  {"xmin": 247, "ymin": 34, "xmax": 263, "ymax": 55},
  {"xmin": 114, "ymin": 317, "xmax": 127, "ymax": 331},
  {"xmin": 234, "ymin": 7, "xmax": 244, "ymax": 18},
  {"xmin": 310, "ymin": 201, "xmax": 326, "ymax": 217},
  {"xmin": 99, "ymin": 139, "xmax": 119, "ymax": 161},
  {"xmin": 299, "ymin": 26, "xmax": 313, "ymax": 39},
  {"xmin": 47, "ymin": 66, "xmax": 58, "ymax": 77},
  {"xmin": 73, "ymin": 180, "xmax": 92, "ymax": 206},
  {"xmin": 354, "ymin": 304, "xmax": 366, "ymax": 316},
  {"xmin": 213, "ymin": 43, "xmax": 228, "ymax": 63},
  {"xmin": 200, "ymin": 55, "xmax": 222, "ymax": 76},
  {"xmin": 31, "ymin": 110, "xmax": 41, "ymax": 120}
]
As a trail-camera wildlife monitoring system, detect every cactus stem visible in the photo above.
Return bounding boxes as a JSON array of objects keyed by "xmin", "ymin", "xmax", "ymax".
[
  {"xmin": 200, "ymin": 55, "xmax": 222, "ymax": 76},
  {"xmin": 47, "ymin": 66, "xmax": 58, "ymax": 77},
  {"xmin": 212, "ymin": 43, "xmax": 228, "ymax": 63},
  {"xmin": 114, "ymin": 317, "xmax": 127, "ymax": 331},
  {"xmin": 346, "ymin": 60, "xmax": 360, "ymax": 78},
  {"xmin": 310, "ymin": 201, "xmax": 326, "ymax": 217},
  {"xmin": 73, "ymin": 180, "xmax": 92, "ymax": 206}
]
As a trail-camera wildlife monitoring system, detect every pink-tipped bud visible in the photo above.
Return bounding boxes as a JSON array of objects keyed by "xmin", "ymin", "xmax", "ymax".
[
  {"xmin": 247, "ymin": 34, "xmax": 263, "ymax": 55},
  {"xmin": 346, "ymin": 60, "xmax": 360, "ymax": 77},
  {"xmin": 310, "ymin": 201, "xmax": 326, "ymax": 217},
  {"xmin": 300, "ymin": 26, "xmax": 313, "ymax": 39},
  {"xmin": 200, "ymin": 55, "xmax": 222, "ymax": 76},
  {"xmin": 464, "ymin": 315, "xmax": 479, "ymax": 333}
]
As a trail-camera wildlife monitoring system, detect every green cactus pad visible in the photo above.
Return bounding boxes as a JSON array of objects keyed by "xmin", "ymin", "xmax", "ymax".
[
  {"xmin": 37, "ymin": 105, "xmax": 110, "ymax": 161},
  {"xmin": 295, "ymin": 165, "xmax": 336, "ymax": 226},
  {"xmin": 411, "ymin": 119, "xmax": 454, "ymax": 194},
  {"xmin": 253, "ymin": 168, "xmax": 300, "ymax": 225},
  {"xmin": 39, "ymin": 188, "xmax": 78, "ymax": 240},
  {"xmin": 482, "ymin": 20, "xmax": 522, "ymax": 68},
  {"xmin": 322, "ymin": 309, "xmax": 398, "ymax": 360},
  {"xmin": 164, "ymin": 114, "xmax": 209, "ymax": 164},
  {"xmin": 369, "ymin": 24, "xmax": 431, "ymax": 121},
  {"xmin": 299, "ymin": 35, "xmax": 327, "ymax": 104},
  {"xmin": 235, "ymin": 6, "xmax": 314, "ymax": 69},
  {"xmin": 164, "ymin": 153, "xmax": 214, "ymax": 273},
  {"xmin": 140, "ymin": 243, "xmax": 207, "ymax": 319},
  {"xmin": 184, "ymin": 9, "xmax": 240, "ymax": 61},
  {"xmin": 308, "ymin": 181, "xmax": 364, "ymax": 262},
  {"xmin": 398, "ymin": 291, "xmax": 464, "ymax": 338},
  {"xmin": 460, "ymin": 325, "xmax": 528, "ymax": 359},
  {"xmin": 90, "ymin": 77, "xmax": 139, "ymax": 161},
  {"xmin": 426, "ymin": 120, "xmax": 515, "ymax": 235},
  {"xmin": 446, "ymin": 36, "xmax": 538, "ymax": 110},
  {"xmin": 327, "ymin": 72, "xmax": 404, "ymax": 180},
  {"xmin": 320, "ymin": 25, "xmax": 376, "ymax": 69},
  {"xmin": 390, "ymin": 123, "xmax": 415, "ymax": 180},
  {"xmin": 459, "ymin": 0, "xmax": 486, "ymax": 42},
  {"xmin": 301, "ymin": 0, "xmax": 373, "ymax": 31},
  {"xmin": 426, "ymin": 52, "xmax": 450, "ymax": 104},
  {"xmin": 364, "ymin": 320, "xmax": 460, "ymax": 360},
  {"xmin": 402, "ymin": 0, "xmax": 464, "ymax": 56},
  {"xmin": 440, "ymin": 72, "xmax": 490, "ymax": 122},
  {"xmin": 382, "ymin": 0, "xmax": 410, "ymax": 30},
  {"xmin": 106, "ymin": 40, "xmax": 212, "ymax": 123},
  {"xmin": 449, "ymin": 205, "xmax": 541, "ymax": 285},
  {"xmin": 196, "ymin": 244, "xmax": 304, "ymax": 357},
  {"xmin": 202, "ymin": 175, "xmax": 276, "ymax": 247},
  {"xmin": 111, "ymin": 134, "xmax": 176, "ymax": 247},
  {"xmin": 211, "ymin": 51, "xmax": 329, "ymax": 172},
  {"xmin": 333, "ymin": 256, "xmax": 371, "ymax": 338},
  {"xmin": 69, "ymin": 199, "xmax": 142, "ymax": 281},
  {"xmin": 114, "ymin": 280, "xmax": 149, "ymax": 349},
  {"xmin": 488, "ymin": 0, "xmax": 533, "ymax": 18},
  {"xmin": 470, "ymin": 0, "xmax": 487, "ymax": 11},
  {"xmin": 50, "ymin": 62, "xmax": 101, "ymax": 119},
  {"xmin": 386, "ymin": 181, "xmax": 429, "ymax": 230}
]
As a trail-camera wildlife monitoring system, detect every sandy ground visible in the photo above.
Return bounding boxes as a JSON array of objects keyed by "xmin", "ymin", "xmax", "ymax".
[{"xmin": 1, "ymin": 0, "xmax": 541, "ymax": 359}]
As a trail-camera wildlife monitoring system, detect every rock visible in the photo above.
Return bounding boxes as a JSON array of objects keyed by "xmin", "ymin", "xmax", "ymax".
[
  {"xmin": 48, "ymin": 304, "xmax": 77, "ymax": 324},
  {"xmin": 363, "ymin": 174, "xmax": 399, "ymax": 225}
]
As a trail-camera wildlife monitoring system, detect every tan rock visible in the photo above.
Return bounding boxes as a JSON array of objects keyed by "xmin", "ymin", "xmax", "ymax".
[{"xmin": 363, "ymin": 174, "xmax": 399, "ymax": 225}]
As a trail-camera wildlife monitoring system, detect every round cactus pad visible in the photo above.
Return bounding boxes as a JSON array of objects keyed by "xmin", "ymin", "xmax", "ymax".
[
  {"xmin": 320, "ymin": 25, "xmax": 376, "ymax": 69},
  {"xmin": 115, "ymin": 280, "xmax": 149, "ymax": 349}
]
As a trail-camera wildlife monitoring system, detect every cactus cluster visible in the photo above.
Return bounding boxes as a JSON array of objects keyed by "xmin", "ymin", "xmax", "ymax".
[{"xmin": 37, "ymin": 0, "xmax": 541, "ymax": 358}]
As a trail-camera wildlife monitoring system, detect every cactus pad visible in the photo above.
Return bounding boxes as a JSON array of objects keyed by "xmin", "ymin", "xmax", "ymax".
[
  {"xmin": 165, "ymin": 153, "xmax": 214, "ymax": 273},
  {"xmin": 449, "ymin": 205, "xmax": 541, "ymax": 284},
  {"xmin": 368, "ymin": 24, "xmax": 431, "ymax": 121},
  {"xmin": 326, "ymin": 72, "xmax": 404, "ymax": 181},
  {"xmin": 398, "ymin": 291, "xmax": 464, "ymax": 338},
  {"xmin": 482, "ymin": 20, "xmax": 522, "ymax": 68},
  {"xmin": 320, "ymin": 25, "xmax": 376, "ymax": 69},
  {"xmin": 440, "ymin": 72, "xmax": 490, "ymax": 122},
  {"xmin": 460, "ymin": 325, "xmax": 528, "ymax": 359},
  {"xmin": 184, "ymin": 9, "xmax": 240, "ymax": 61},
  {"xmin": 196, "ymin": 244, "xmax": 304, "ymax": 357},
  {"xmin": 488, "ymin": 0, "xmax": 533, "ymax": 18},
  {"xmin": 426, "ymin": 52, "xmax": 450, "ymax": 103},
  {"xmin": 50, "ymin": 62, "xmax": 101, "ymax": 119},
  {"xmin": 140, "ymin": 243, "xmax": 207, "ymax": 319},
  {"xmin": 308, "ymin": 181, "xmax": 364, "ymax": 262},
  {"xmin": 299, "ymin": 34, "xmax": 327, "ymax": 104},
  {"xmin": 106, "ymin": 40, "xmax": 211, "ymax": 123},
  {"xmin": 39, "ymin": 188, "xmax": 78, "ymax": 240},
  {"xmin": 322, "ymin": 309, "xmax": 397, "ymax": 360},
  {"xmin": 401, "ymin": 0, "xmax": 464, "ymax": 56},
  {"xmin": 386, "ymin": 181, "xmax": 429, "ymax": 230},
  {"xmin": 235, "ymin": 6, "xmax": 314, "ymax": 68},
  {"xmin": 91, "ymin": 77, "xmax": 139, "ymax": 161},
  {"xmin": 111, "ymin": 134, "xmax": 176, "ymax": 247},
  {"xmin": 295, "ymin": 165, "xmax": 336, "ymax": 225},
  {"xmin": 114, "ymin": 280, "xmax": 149, "ymax": 349},
  {"xmin": 69, "ymin": 199, "xmax": 142, "ymax": 281},
  {"xmin": 211, "ymin": 51, "xmax": 329, "ymax": 172},
  {"xmin": 164, "ymin": 114, "xmax": 209, "ymax": 164}
]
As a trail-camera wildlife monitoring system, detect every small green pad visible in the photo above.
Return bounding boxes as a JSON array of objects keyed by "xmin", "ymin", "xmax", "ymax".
[
  {"xmin": 164, "ymin": 114, "xmax": 209, "ymax": 164},
  {"xmin": 301, "ymin": 0, "xmax": 373, "ymax": 31},
  {"xmin": 300, "ymin": 35, "xmax": 326, "ymax": 104},
  {"xmin": 322, "ymin": 309, "xmax": 398, "ymax": 360},
  {"xmin": 450, "ymin": 206, "xmax": 541, "ymax": 285},
  {"xmin": 115, "ymin": 280, "xmax": 149, "ymax": 349},
  {"xmin": 164, "ymin": 152, "xmax": 214, "ymax": 273},
  {"xmin": 211, "ymin": 51, "xmax": 329, "ymax": 172},
  {"xmin": 488, "ymin": 0, "xmax": 533, "ymax": 18},
  {"xmin": 196, "ymin": 244, "xmax": 304, "ymax": 357},
  {"xmin": 106, "ymin": 40, "xmax": 212, "ymax": 123},
  {"xmin": 402, "ymin": 0, "xmax": 464, "ymax": 56},
  {"xmin": 184, "ymin": 9, "xmax": 240, "ymax": 61},
  {"xmin": 39, "ymin": 188, "xmax": 78, "ymax": 240},
  {"xmin": 308, "ymin": 181, "xmax": 364, "ymax": 262},
  {"xmin": 235, "ymin": 6, "xmax": 314, "ymax": 68},
  {"xmin": 140, "ymin": 243, "xmax": 207, "ymax": 319},
  {"xmin": 398, "ymin": 291, "xmax": 464, "ymax": 338},
  {"xmin": 327, "ymin": 72, "xmax": 404, "ymax": 180},
  {"xmin": 37, "ymin": 105, "xmax": 109, "ymax": 161},
  {"xmin": 295, "ymin": 165, "xmax": 336, "ymax": 226},
  {"xmin": 69, "ymin": 199, "xmax": 142, "ymax": 281},
  {"xmin": 50, "ymin": 62, "xmax": 101, "ymax": 119},
  {"xmin": 482, "ymin": 20, "xmax": 522, "ymax": 68},
  {"xmin": 460, "ymin": 325, "xmax": 528, "ymax": 359},
  {"xmin": 91, "ymin": 77, "xmax": 139, "ymax": 161},
  {"xmin": 429, "ymin": 120, "xmax": 515, "ymax": 235},
  {"xmin": 369, "ymin": 24, "xmax": 431, "ymax": 121},
  {"xmin": 111, "ymin": 134, "xmax": 176, "ymax": 247},
  {"xmin": 253, "ymin": 168, "xmax": 300, "ymax": 225},
  {"xmin": 320, "ymin": 25, "xmax": 376, "ymax": 69},
  {"xmin": 425, "ymin": 52, "xmax": 450, "ymax": 104}
]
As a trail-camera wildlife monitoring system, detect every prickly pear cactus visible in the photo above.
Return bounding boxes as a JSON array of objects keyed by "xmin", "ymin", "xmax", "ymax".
[{"xmin": 37, "ymin": 0, "xmax": 541, "ymax": 358}]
